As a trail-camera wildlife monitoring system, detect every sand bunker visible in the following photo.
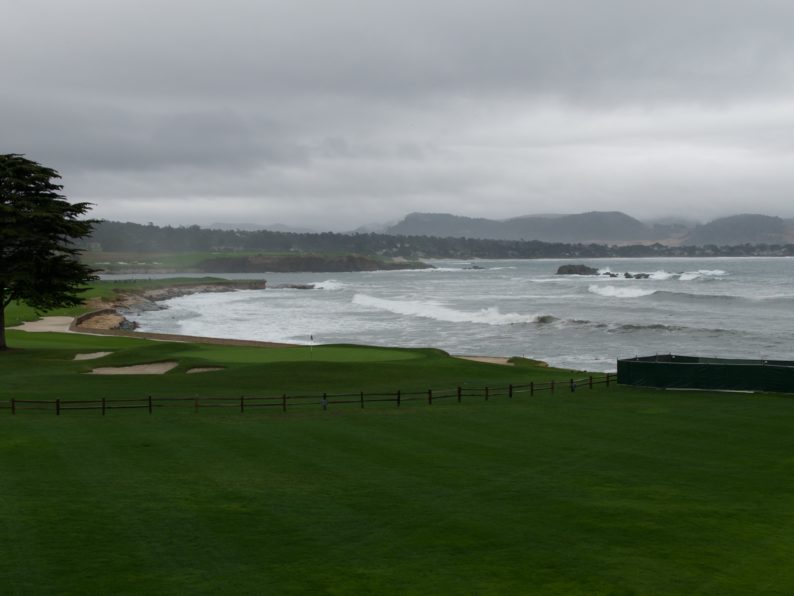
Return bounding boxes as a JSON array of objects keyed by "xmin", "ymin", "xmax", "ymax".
[
  {"xmin": 454, "ymin": 355, "xmax": 514, "ymax": 366},
  {"xmin": 12, "ymin": 316, "xmax": 75, "ymax": 333},
  {"xmin": 73, "ymin": 352, "xmax": 113, "ymax": 361},
  {"xmin": 186, "ymin": 367, "xmax": 225, "ymax": 374},
  {"xmin": 89, "ymin": 361, "xmax": 178, "ymax": 375}
]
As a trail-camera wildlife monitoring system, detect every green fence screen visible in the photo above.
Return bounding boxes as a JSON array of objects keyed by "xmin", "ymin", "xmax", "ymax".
[{"xmin": 617, "ymin": 355, "xmax": 794, "ymax": 393}]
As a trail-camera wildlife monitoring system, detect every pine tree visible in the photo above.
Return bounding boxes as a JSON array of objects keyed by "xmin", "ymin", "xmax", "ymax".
[{"xmin": 0, "ymin": 154, "xmax": 98, "ymax": 350}]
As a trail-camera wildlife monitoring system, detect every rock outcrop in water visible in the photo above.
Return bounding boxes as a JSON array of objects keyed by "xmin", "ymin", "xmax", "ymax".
[
  {"xmin": 556, "ymin": 264, "xmax": 600, "ymax": 275},
  {"xmin": 556, "ymin": 264, "xmax": 653, "ymax": 279}
]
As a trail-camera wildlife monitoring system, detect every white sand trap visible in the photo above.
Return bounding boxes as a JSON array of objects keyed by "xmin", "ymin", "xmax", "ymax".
[
  {"xmin": 12, "ymin": 316, "xmax": 75, "ymax": 333},
  {"xmin": 454, "ymin": 355, "xmax": 514, "ymax": 366},
  {"xmin": 74, "ymin": 351, "xmax": 113, "ymax": 361},
  {"xmin": 89, "ymin": 361, "xmax": 178, "ymax": 375},
  {"xmin": 186, "ymin": 367, "xmax": 225, "ymax": 374}
]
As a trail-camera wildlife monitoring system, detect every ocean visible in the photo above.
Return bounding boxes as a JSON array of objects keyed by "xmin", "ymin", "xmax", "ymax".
[{"xmin": 112, "ymin": 257, "xmax": 794, "ymax": 372}]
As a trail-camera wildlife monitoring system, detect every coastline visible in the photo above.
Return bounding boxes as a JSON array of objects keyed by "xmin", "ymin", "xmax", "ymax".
[
  {"xmin": 69, "ymin": 280, "xmax": 303, "ymax": 348},
  {"xmin": 15, "ymin": 315, "xmax": 526, "ymax": 365},
  {"xmin": 9, "ymin": 309, "xmax": 520, "ymax": 366}
]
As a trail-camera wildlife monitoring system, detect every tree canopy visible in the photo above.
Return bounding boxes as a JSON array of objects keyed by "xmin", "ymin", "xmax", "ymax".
[{"xmin": 0, "ymin": 154, "xmax": 98, "ymax": 350}]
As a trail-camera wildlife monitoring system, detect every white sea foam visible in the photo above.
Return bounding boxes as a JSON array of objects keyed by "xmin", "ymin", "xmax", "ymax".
[
  {"xmin": 649, "ymin": 270, "xmax": 676, "ymax": 280},
  {"xmin": 313, "ymin": 279, "xmax": 345, "ymax": 290},
  {"xmin": 679, "ymin": 269, "xmax": 727, "ymax": 281},
  {"xmin": 352, "ymin": 293, "xmax": 541, "ymax": 325},
  {"xmin": 588, "ymin": 285, "xmax": 656, "ymax": 298}
]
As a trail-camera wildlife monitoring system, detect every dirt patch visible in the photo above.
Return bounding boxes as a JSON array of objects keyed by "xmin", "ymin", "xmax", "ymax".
[
  {"xmin": 89, "ymin": 361, "xmax": 178, "ymax": 375},
  {"xmin": 186, "ymin": 367, "xmax": 225, "ymax": 374},
  {"xmin": 73, "ymin": 352, "xmax": 113, "ymax": 361},
  {"xmin": 454, "ymin": 355, "xmax": 514, "ymax": 366}
]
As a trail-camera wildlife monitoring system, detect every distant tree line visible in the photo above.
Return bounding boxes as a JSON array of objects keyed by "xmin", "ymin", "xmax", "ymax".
[{"xmin": 81, "ymin": 220, "xmax": 794, "ymax": 259}]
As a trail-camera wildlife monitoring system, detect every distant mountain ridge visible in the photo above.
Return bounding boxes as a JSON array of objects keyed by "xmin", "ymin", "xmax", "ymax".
[
  {"xmin": 386, "ymin": 211, "xmax": 663, "ymax": 243},
  {"xmin": 384, "ymin": 211, "xmax": 794, "ymax": 246}
]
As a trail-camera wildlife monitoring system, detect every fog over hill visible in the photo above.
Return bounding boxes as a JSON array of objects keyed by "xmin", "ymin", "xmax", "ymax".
[
  {"xmin": 687, "ymin": 214, "xmax": 794, "ymax": 246},
  {"xmin": 208, "ymin": 222, "xmax": 318, "ymax": 234}
]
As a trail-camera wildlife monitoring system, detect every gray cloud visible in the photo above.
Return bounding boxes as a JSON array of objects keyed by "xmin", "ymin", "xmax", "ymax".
[{"xmin": 3, "ymin": 0, "xmax": 794, "ymax": 229}]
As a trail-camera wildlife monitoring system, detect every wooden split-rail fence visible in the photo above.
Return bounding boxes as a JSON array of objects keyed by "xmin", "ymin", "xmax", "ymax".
[{"xmin": 2, "ymin": 374, "xmax": 614, "ymax": 416}]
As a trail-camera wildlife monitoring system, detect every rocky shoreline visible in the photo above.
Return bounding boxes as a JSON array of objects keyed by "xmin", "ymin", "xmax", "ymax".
[{"xmin": 76, "ymin": 281, "xmax": 269, "ymax": 331}]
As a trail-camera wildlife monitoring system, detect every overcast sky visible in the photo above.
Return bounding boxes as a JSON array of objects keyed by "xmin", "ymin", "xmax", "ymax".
[{"xmin": 4, "ymin": 0, "xmax": 794, "ymax": 230}]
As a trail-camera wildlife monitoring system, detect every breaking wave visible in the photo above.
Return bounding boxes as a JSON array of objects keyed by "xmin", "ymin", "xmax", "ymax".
[
  {"xmin": 679, "ymin": 269, "xmax": 727, "ymax": 281},
  {"xmin": 313, "ymin": 280, "xmax": 345, "ymax": 290},
  {"xmin": 588, "ymin": 285, "xmax": 657, "ymax": 298},
  {"xmin": 596, "ymin": 268, "xmax": 727, "ymax": 281},
  {"xmin": 587, "ymin": 286, "xmax": 773, "ymax": 304},
  {"xmin": 352, "ymin": 293, "xmax": 550, "ymax": 325}
]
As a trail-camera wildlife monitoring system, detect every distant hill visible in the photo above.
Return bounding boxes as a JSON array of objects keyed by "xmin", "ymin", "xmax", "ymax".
[
  {"xmin": 686, "ymin": 214, "xmax": 794, "ymax": 245},
  {"xmin": 385, "ymin": 211, "xmax": 655, "ymax": 243}
]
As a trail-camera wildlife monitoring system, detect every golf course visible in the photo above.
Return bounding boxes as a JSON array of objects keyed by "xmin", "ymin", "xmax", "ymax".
[{"xmin": 3, "ymin": 289, "xmax": 794, "ymax": 595}]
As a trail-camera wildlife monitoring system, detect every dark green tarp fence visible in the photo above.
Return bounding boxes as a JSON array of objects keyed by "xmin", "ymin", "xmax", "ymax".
[{"xmin": 617, "ymin": 355, "xmax": 794, "ymax": 393}]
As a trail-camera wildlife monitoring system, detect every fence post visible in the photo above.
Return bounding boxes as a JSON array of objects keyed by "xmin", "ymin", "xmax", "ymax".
[
  {"xmin": 485, "ymin": 386, "xmax": 489, "ymax": 401},
  {"xmin": 509, "ymin": 384, "xmax": 513, "ymax": 399},
  {"xmin": 148, "ymin": 395, "xmax": 153, "ymax": 414},
  {"xmin": 530, "ymin": 381, "xmax": 534, "ymax": 396},
  {"xmin": 240, "ymin": 395, "xmax": 245, "ymax": 413},
  {"xmin": 606, "ymin": 373, "xmax": 611, "ymax": 387},
  {"xmin": 589, "ymin": 376, "xmax": 593, "ymax": 389},
  {"xmin": 397, "ymin": 390, "xmax": 401, "ymax": 408},
  {"xmin": 428, "ymin": 389, "xmax": 432, "ymax": 405},
  {"xmin": 360, "ymin": 391, "xmax": 364, "ymax": 409},
  {"xmin": 282, "ymin": 394, "xmax": 287, "ymax": 412},
  {"xmin": 457, "ymin": 386, "xmax": 461, "ymax": 403},
  {"xmin": 102, "ymin": 398, "xmax": 106, "ymax": 416},
  {"xmin": 11, "ymin": 398, "xmax": 15, "ymax": 415},
  {"xmin": 56, "ymin": 399, "xmax": 60, "ymax": 416},
  {"xmin": 551, "ymin": 380, "xmax": 555, "ymax": 394},
  {"xmin": 570, "ymin": 379, "xmax": 574, "ymax": 393}
]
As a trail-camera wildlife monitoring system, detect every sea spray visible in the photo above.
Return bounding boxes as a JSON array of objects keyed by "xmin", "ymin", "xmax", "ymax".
[{"xmin": 313, "ymin": 280, "xmax": 346, "ymax": 290}]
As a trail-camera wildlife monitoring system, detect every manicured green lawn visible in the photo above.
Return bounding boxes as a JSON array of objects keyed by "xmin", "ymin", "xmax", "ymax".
[
  {"xmin": 3, "ymin": 332, "xmax": 794, "ymax": 594},
  {"xmin": 0, "ymin": 331, "xmax": 581, "ymax": 403}
]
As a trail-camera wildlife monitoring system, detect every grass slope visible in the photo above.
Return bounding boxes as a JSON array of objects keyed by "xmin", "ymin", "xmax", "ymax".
[
  {"xmin": 3, "ymin": 333, "xmax": 794, "ymax": 594},
  {"xmin": 3, "ymin": 388, "xmax": 794, "ymax": 594}
]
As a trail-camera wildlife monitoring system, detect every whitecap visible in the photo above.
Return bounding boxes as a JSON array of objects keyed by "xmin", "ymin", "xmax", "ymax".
[
  {"xmin": 588, "ymin": 285, "xmax": 656, "ymax": 298},
  {"xmin": 313, "ymin": 280, "xmax": 345, "ymax": 290},
  {"xmin": 680, "ymin": 269, "xmax": 728, "ymax": 281}
]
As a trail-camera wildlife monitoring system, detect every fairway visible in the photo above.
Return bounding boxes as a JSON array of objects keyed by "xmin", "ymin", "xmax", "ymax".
[{"xmin": 3, "ymin": 389, "xmax": 794, "ymax": 594}]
